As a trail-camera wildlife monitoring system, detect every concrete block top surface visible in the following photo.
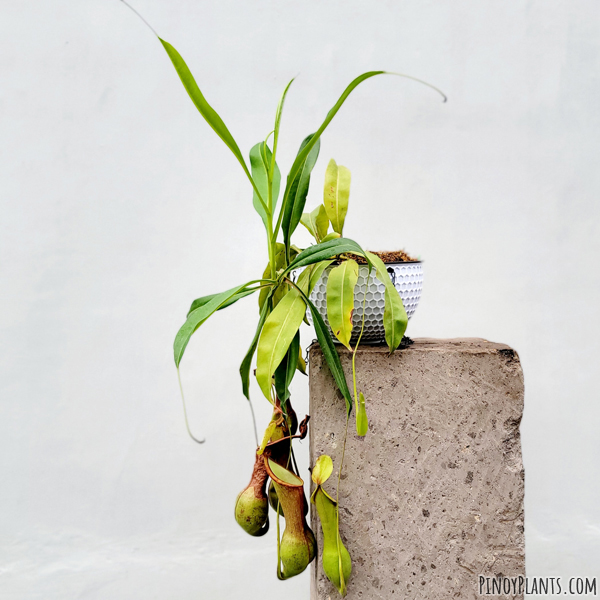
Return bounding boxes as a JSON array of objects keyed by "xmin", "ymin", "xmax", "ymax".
[{"xmin": 308, "ymin": 337, "xmax": 525, "ymax": 600}]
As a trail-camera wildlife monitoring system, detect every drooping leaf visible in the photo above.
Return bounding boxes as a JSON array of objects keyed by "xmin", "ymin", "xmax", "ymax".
[
  {"xmin": 187, "ymin": 288, "xmax": 256, "ymax": 317},
  {"xmin": 174, "ymin": 283, "xmax": 256, "ymax": 367},
  {"xmin": 250, "ymin": 142, "xmax": 280, "ymax": 230},
  {"xmin": 274, "ymin": 330, "xmax": 300, "ymax": 402},
  {"xmin": 309, "ymin": 260, "xmax": 334, "ymax": 292},
  {"xmin": 366, "ymin": 252, "xmax": 408, "ymax": 353},
  {"xmin": 300, "ymin": 205, "xmax": 329, "ymax": 242},
  {"xmin": 295, "ymin": 264, "xmax": 314, "ymax": 295},
  {"xmin": 295, "ymin": 259, "xmax": 334, "ymax": 300},
  {"xmin": 311, "ymin": 455, "xmax": 333, "ymax": 486},
  {"xmin": 256, "ymin": 289, "xmax": 307, "ymax": 400},
  {"xmin": 285, "ymin": 237, "xmax": 370, "ymax": 274},
  {"xmin": 326, "ymin": 260, "xmax": 359, "ymax": 350},
  {"xmin": 304, "ymin": 296, "xmax": 352, "ymax": 415},
  {"xmin": 323, "ymin": 159, "xmax": 351, "ymax": 235},
  {"xmin": 281, "ymin": 134, "xmax": 321, "ymax": 248},
  {"xmin": 158, "ymin": 38, "xmax": 261, "ymax": 202},
  {"xmin": 356, "ymin": 392, "xmax": 368, "ymax": 436},
  {"xmin": 240, "ymin": 290, "xmax": 273, "ymax": 399}
]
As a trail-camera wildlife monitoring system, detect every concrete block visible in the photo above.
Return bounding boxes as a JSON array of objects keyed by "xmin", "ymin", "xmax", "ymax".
[{"xmin": 309, "ymin": 338, "xmax": 525, "ymax": 599}]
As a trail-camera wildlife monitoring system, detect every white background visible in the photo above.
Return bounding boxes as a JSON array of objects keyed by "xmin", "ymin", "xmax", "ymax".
[{"xmin": 1, "ymin": 1, "xmax": 599, "ymax": 598}]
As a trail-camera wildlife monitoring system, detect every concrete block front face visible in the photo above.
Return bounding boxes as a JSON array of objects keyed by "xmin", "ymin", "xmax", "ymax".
[{"xmin": 309, "ymin": 338, "xmax": 525, "ymax": 600}]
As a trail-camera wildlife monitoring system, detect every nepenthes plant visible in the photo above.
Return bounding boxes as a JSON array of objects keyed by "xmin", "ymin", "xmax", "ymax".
[{"xmin": 120, "ymin": 1, "xmax": 445, "ymax": 594}]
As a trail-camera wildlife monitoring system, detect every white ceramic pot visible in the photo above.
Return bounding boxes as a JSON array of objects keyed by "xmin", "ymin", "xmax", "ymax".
[{"xmin": 306, "ymin": 261, "xmax": 423, "ymax": 344}]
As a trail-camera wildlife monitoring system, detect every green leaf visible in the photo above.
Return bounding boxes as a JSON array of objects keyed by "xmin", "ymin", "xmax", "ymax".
[
  {"xmin": 308, "ymin": 260, "xmax": 335, "ymax": 293},
  {"xmin": 259, "ymin": 244, "xmax": 298, "ymax": 311},
  {"xmin": 285, "ymin": 237, "xmax": 371, "ymax": 273},
  {"xmin": 250, "ymin": 142, "xmax": 280, "ymax": 229},
  {"xmin": 312, "ymin": 486, "xmax": 352, "ymax": 595},
  {"xmin": 187, "ymin": 288, "xmax": 256, "ymax": 317},
  {"xmin": 356, "ymin": 392, "xmax": 368, "ymax": 436},
  {"xmin": 311, "ymin": 455, "xmax": 333, "ymax": 486},
  {"xmin": 297, "ymin": 263, "xmax": 325, "ymax": 326},
  {"xmin": 174, "ymin": 283, "xmax": 253, "ymax": 367},
  {"xmin": 271, "ymin": 78, "xmax": 295, "ymax": 177},
  {"xmin": 304, "ymin": 296, "xmax": 353, "ymax": 415},
  {"xmin": 158, "ymin": 38, "xmax": 262, "ymax": 205},
  {"xmin": 296, "ymin": 264, "xmax": 314, "ymax": 295},
  {"xmin": 295, "ymin": 260, "xmax": 334, "ymax": 301},
  {"xmin": 279, "ymin": 72, "xmax": 387, "ymax": 217},
  {"xmin": 240, "ymin": 293, "xmax": 272, "ymax": 399},
  {"xmin": 297, "ymin": 350, "xmax": 307, "ymax": 375},
  {"xmin": 321, "ymin": 232, "xmax": 341, "ymax": 242},
  {"xmin": 300, "ymin": 205, "xmax": 329, "ymax": 242},
  {"xmin": 258, "ymin": 419, "xmax": 278, "ymax": 455},
  {"xmin": 326, "ymin": 260, "xmax": 359, "ymax": 350},
  {"xmin": 256, "ymin": 289, "xmax": 307, "ymax": 400},
  {"xmin": 323, "ymin": 159, "xmax": 351, "ymax": 235},
  {"xmin": 366, "ymin": 252, "xmax": 408, "ymax": 353},
  {"xmin": 281, "ymin": 134, "xmax": 321, "ymax": 246},
  {"xmin": 274, "ymin": 330, "xmax": 300, "ymax": 402}
]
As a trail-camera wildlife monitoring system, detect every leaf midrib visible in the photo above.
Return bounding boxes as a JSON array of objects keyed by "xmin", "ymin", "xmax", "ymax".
[{"xmin": 267, "ymin": 292, "xmax": 303, "ymax": 378}]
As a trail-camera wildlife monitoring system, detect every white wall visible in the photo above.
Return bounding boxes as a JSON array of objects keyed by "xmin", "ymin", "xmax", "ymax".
[{"xmin": 1, "ymin": 1, "xmax": 598, "ymax": 598}]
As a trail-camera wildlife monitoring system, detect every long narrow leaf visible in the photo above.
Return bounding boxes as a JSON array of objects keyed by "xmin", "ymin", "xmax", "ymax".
[
  {"xmin": 366, "ymin": 252, "xmax": 408, "ymax": 352},
  {"xmin": 174, "ymin": 282, "xmax": 253, "ymax": 367},
  {"xmin": 281, "ymin": 134, "xmax": 321, "ymax": 247},
  {"xmin": 309, "ymin": 260, "xmax": 334, "ymax": 294},
  {"xmin": 274, "ymin": 330, "xmax": 300, "ymax": 402},
  {"xmin": 326, "ymin": 260, "xmax": 359, "ymax": 350},
  {"xmin": 158, "ymin": 38, "xmax": 264, "ymax": 207},
  {"xmin": 187, "ymin": 288, "xmax": 256, "ymax": 317},
  {"xmin": 285, "ymin": 237, "xmax": 371, "ymax": 273},
  {"xmin": 278, "ymin": 72, "xmax": 385, "ymax": 217},
  {"xmin": 271, "ymin": 78, "xmax": 295, "ymax": 177},
  {"xmin": 240, "ymin": 291, "xmax": 273, "ymax": 399},
  {"xmin": 274, "ymin": 70, "xmax": 446, "ymax": 242},
  {"xmin": 256, "ymin": 289, "xmax": 306, "ymax": 400},
  {"xmin": 304, "ymin": 295, "xmax": 352, "ymax": 415},
  {"xmin": 250, "ymin": 142, "xmax": 280, "ymax": 229}
]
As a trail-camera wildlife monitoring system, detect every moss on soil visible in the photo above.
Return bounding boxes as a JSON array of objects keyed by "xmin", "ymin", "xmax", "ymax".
[{"xmin": 342, "ymin": 250, "xmax": 419, "ymax": 264}]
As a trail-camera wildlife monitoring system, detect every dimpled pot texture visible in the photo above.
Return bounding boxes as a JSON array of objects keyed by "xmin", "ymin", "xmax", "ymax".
[{"xmin": 308, "ymin": 262, "xmax": 423, "ymax": 344}]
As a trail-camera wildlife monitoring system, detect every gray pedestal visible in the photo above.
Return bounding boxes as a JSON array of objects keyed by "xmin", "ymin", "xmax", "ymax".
[{"xmin": 309, "ymin": 338, "xmax": 525, "ymax": 600}]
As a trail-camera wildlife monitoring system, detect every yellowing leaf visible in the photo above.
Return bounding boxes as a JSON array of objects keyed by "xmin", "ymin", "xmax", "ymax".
[
  {"xmin": 311, "ymin": 455, "xmax": 334, "ymax": 486},
  {"xmin": 300, "ymin": 205, "xmax": 329, "ymax": 242},
  {"xmin": 365, "ymin": 252, "xmax": 408, "ymax": 353},
  {"xmin": 258, "ymin": 420, "xmax": 277, "ymax": 454},
  {"xmin": 323, "ymin": 159, "xmax": 351, "ymax": 235},
  {"xmin": 321, "ymin": 231, "xmax": 341, "ymax": 242},
  {"xmin": 256, "ymin": 289, "xmax": 306, "ymax": 400},
  {"xmin": 326, "ymin": 260, "xmax": 359, "ymax": 350}
]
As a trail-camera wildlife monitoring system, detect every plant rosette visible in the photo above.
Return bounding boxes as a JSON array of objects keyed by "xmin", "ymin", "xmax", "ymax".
[{"xmin": 121, "ymin": 3, "xmax": 445, "ymax": 595}]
